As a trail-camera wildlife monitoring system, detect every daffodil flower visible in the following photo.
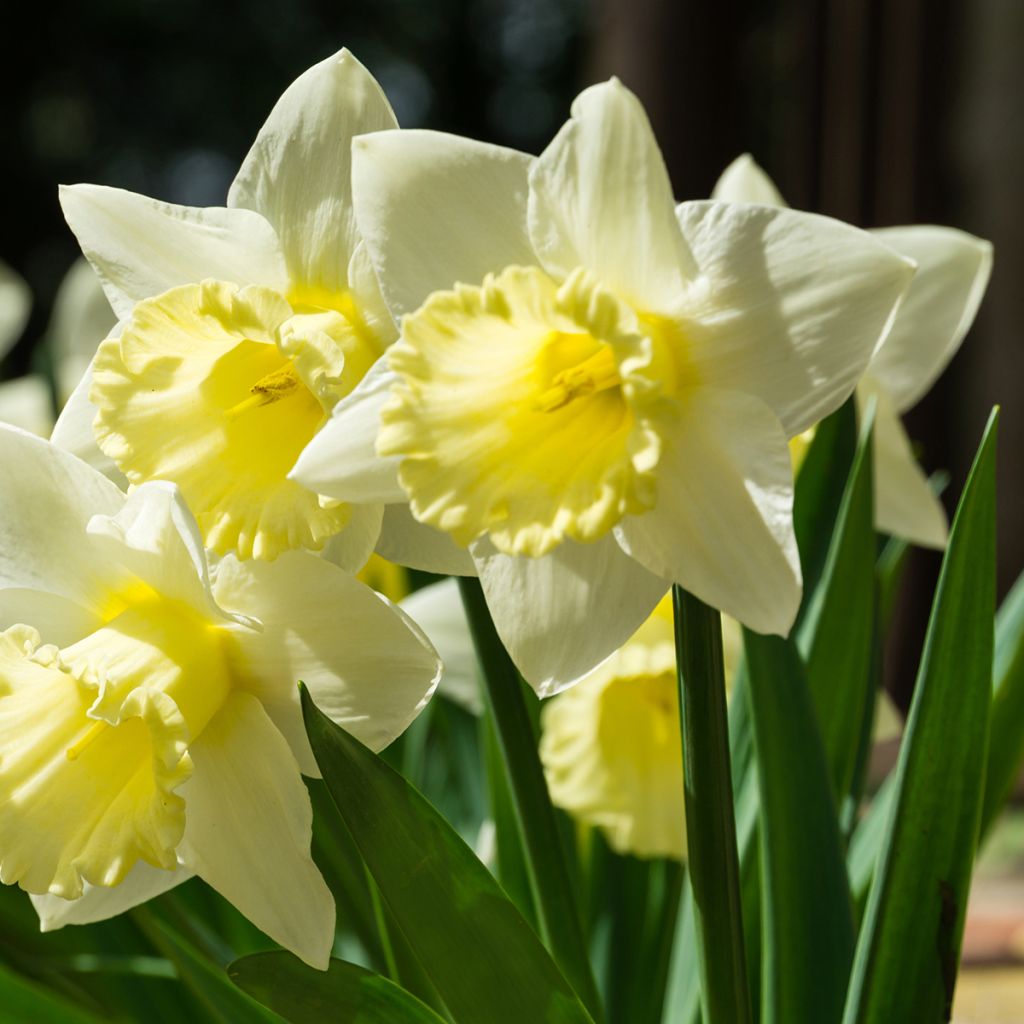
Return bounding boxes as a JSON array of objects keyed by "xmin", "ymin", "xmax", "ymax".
[
  {"xmin": 713, "ymin": 154, "xmax": 993, "ymax": 548},
  {"xmin": 0, "ymin": 425, "xmax": 440, "ymax": 967},
  {"xmin": 0, "ymin": 259, "xmax": 30, "ymax": 361},
  {"xmin": 294, "ymin": 81, "xmax": 914, "ymax": 693},
  {"xmin": 53, "ymin": 50, "xmax": 399, "ymax": 564},
  {"xmin": 541, "ymin": 597, "xmax": 742, "ymax": 860}
]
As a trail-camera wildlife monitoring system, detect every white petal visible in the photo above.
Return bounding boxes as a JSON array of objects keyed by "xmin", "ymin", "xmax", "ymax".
[
  {"xmin": 178, "ymin": 692, "xmax": 334, "ymax": 970},
  {"xmin": 229, "ymin": 49, "xmax": 397, "ymax": 294},
  {"xmin": 471, "ymin": 534, "xmax": 668, "ymax": 697},
  {"xmin": 376, "ymin": 504, "xmax": 477, "ymax": 577},
  {"xmin": 400, "ymin": 578, "xmax": 481, "ymax": 713},
  {"xmin": 616, "ymin": 388, "xmax": 801, "ymax": 637},
  {"xmin": 320, "ymin": 502, "xmax": 385, "ymax": 573},
  {"xmin": 675, "ymin": 200, "xmax": 916, "ymax": 436},
  {"xmin": 212, "ymin": 551, "xmax": 440, "ymax": 773},
  {"xmin": 867, "ymin": 225, "xmax": 993, "ymax": 412},
  {"xmin": 50, "ymin": 355, "xmax": 128, "ymax": 487},
  {"xmin": 0, "ymin": 424, "xmax": 125, "ymax": 609},
  {"xmin": 0, "ymin": 375, "xmax": 54, "ymax": 437},
  {"xmin": 290, "ymin": 357, "xmax": 405, "ymax": 503},
  {"xmin": 0, "ymin": 588, "xmax": 99, "ymax": 647},
  {"xmin": 861, "ymin": 381, "xmax": 948, "ymax": 548},
  {"xmin": 31, "ymin": 860, "xmax": 192, "ymax": 932},
  {"xmin": 0, "ymin": 260, "xmax": 31, "ymax": 359},
  {"xmin": 352, "ymin": 129, "xmax": 535, "ymax": 318},
  {"xmin": 711, "ymin": 154, "xmax": 787, "ymax": 207},
  {"xmin": 60, "ymin": 184, "xmax": 289, "ymax": 319},
  {"xmin": 85, "ymin": 482, "xmax": 225, "ymax": 620},
  {"xmin": 528, "ymin": 79, "xmax": 694, "ymax": 310}
]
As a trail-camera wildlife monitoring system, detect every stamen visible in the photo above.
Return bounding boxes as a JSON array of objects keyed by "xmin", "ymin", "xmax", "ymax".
[
  {"xmin": 225, "ymin": 362, "xmax": 302, "ymax": 420},
  {"xmin": 66, "ymin": 719, "xmax": 109, "ymax": 762},
  {"xmin": 536, "ymin": 345, "xmax": 622, "ymax": 412}
]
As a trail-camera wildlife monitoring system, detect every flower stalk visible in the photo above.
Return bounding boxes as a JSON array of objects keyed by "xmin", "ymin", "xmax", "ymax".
[{"xmin": 673, "ymin": 585, "xmax": 751, "ymax": 1024}]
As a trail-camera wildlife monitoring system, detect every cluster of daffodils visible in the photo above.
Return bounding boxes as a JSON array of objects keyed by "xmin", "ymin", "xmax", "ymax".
[{"xmin": 0, "ymin": 45, "xmax": 991, "ymax": 960}]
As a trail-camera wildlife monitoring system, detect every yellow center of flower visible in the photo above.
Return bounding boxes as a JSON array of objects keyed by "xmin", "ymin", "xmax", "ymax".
[
  {"xmin": 535, "ymin": 337, "xmax": 622, "ymax": 412},
  {"xmin": 379, "ymin": 265, "xmax": 680, "ymax": 557},
  {"xmin": 0, "ymin": 592, "xmax": 234, "ymax": 899},
  {"xmin": 91, "ymin": 279, "xmax": 385, "ymax": 560}
]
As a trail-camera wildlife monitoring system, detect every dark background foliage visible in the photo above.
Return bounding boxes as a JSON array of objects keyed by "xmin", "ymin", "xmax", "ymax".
[{"xmin": 1, "ymin": 0, "xmax": 1020, "ymax": 707}]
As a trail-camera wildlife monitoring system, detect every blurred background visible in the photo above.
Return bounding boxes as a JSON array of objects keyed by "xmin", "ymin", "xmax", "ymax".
[{"xmin": 0, "ymin": 0, "xmax": 1020, "ymax": 703}]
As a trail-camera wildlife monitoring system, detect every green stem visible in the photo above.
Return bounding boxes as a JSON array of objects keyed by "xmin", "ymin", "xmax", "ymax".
[
  {"xmin": 458, "ymin": 577, "xmax": 603, "ymax": 1022},
  {"xmin": 673, "ymin": 585, "xmax": 751, "ymax": 1024}
]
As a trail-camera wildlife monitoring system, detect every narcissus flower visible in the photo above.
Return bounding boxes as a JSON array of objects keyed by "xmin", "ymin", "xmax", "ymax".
[
  {"xmin": 713, "ymin": 154, "xmax": 993, "ymax": 548},
  {"xmin": 54, "ymin": 50, "xmax": 399, "ymax": 564},
  {"xmin": 294, "ymin": 80, "xmax": 914, "ymax": 692},
  {"xmin": 540, "ymin": 597, "xmax": 742, "ymax": 860},
  {"xmin": 0, "ymin": 426, "xmax": 440, "ymax": 968}
]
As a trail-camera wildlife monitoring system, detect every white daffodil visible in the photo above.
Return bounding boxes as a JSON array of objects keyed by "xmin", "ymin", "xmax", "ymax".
[
  {"xmin": 0, "ymin": 260, "xmax": 31, "ymax": 362},
  {"xmin": 0, "ymin": 261, "xmax": 53, "ymax": 436},
  {"xmin": 54, "ymin": 50, "xmax": 399, "ymax": 564},
  {"xmin": 48, "ymin": 258, "xmax": 117, "ymax": 405},
  {"xmin": 713, "ymin": 154, "xmax": 993, "ymax": 548},
  {"xmin": 0, "ymin": 426, "xmax": 440, "ymax": 968},
  {"xmin": 294, "ymin": 80, "xmax": 914, "ymax": 693}
]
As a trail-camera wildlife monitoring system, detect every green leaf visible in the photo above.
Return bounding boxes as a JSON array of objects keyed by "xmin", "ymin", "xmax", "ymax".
[
  {"xmin": 843, "ymin": 409, "xmax": 998, "ymax": 1024},
  {"xmin": 133, "ymin": 910, "xmax": 283, "ymax": 1023},
  {"xmin": 793, "ymin": 399, "xmax": 858, "ymax": 609},
  {"xmin": 981, "ymin": 568, "xmax": 1024, "ymax": 835},
  {"xmin": 0, "ymin": 962, "xmax": 107, "ymax": 1024},
  {"xmin": 456, "ymin": 578, "xmax": 598, "ymax": 1018},
  {"xmin": 301, "ymin": 686, "xmax": 595, "ymax": 1024},
  {"xmin": 798, "ymin": 407, "xmax": 877, "ymax": 806},
  {"xmin": 744, "ymin": 630, "xmax": 855, "ymax": 1024},
  {"xmin": 229, "ymin": 952, "xmax": 447, "ymax": 1024}
]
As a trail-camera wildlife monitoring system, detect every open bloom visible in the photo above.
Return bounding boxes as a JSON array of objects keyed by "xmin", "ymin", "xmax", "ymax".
[
  {"xmin": 294, "ymin": 80, "xmax": 914, "ymax": 692},
  {"xmin": 54, "ymin": 50, "xmax": 399, "ymax": 564},
  {"xmin": 0, "ymin": 261, "xmax": 52, "ymax": 436},
  {"xmin": 0, "ymin": 426, "xmax": 440, "ymax": 967},
  {"xmin": 713, "ymin": 154, "xmax": 993, "ymax": 548}
]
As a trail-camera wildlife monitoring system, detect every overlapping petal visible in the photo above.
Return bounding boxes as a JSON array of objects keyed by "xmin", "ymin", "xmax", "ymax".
[
  {"xmin": 528, "ymin": 79, "xmax": 694, "ymax": 310},
  {"xmin": 212, "ymin": 551, "xmax": 440, "ymax": 773},
  {"xmin": 59, "ymin": 185, "xmax": 288, "ymax": 320},
  {"xmin": 0, "ymin": 425, "xmax": 126, "ymax": 610},
  {"xmin": 229, "ymin": 49, "xmax": 397, "ymax": 296},
  {"xmin": 616, "ymin": 388, "xmax": 801, "ymax": 636},
  {"xmin": 177, "ymin": 692, "xmax": 334, "ymax": 970},
  {"xmin": 867, "ymin": 225, "xmax": 993, "ymax": 412},
  {"xmin": 861, "ymin": 381, "xmax": 948, "ymax": 548},
  {"xmin": 352, "ymin": 129, "xmax": 535, "ymax": 317},
  {"xmin": 471, "ymin": 534, "xmax": 668, "ymax": 696},
  {"xmin": 674, "ymin": 200, "xmax": 915, "ymax": 436}
]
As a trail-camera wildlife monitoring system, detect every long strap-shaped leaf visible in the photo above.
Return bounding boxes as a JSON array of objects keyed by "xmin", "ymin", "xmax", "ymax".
[
  {"xmin": 798, "ymin": 406, "xmax": 877, "ymax": 806},
  {"xmin": 744, "ymin": 630, "xmax": 855, "ymax": 1024},
  {"xmin": 229, "ymin": 952, "xmax": 448, "ymax": 1024},
  {"xmin": 981, "ymin": 568, "xmax": 1024, "ymax": 834},
  {"xmin": 843, "ymin": 409, "xmax": 998, "ymax": 1024},
  {"xmin": 301, "ymin": 687, "xmax": 595, "ymax": 1024}
]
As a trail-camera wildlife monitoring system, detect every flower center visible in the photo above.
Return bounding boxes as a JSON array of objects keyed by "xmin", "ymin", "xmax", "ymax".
[
  {"xmin": 89, "ymin": 279, "xmax": 378, "ymax": 560},
  {"xmin": 379, "ymin": 265, "xmax": 669, "ymax": 557},
  {"xmin": 224, "ymin": 362, "xmax": 304, "ymax": 420},
  {"xmin": 535, "ymin": 335, "xmax": 622, "ymax": 412}
]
